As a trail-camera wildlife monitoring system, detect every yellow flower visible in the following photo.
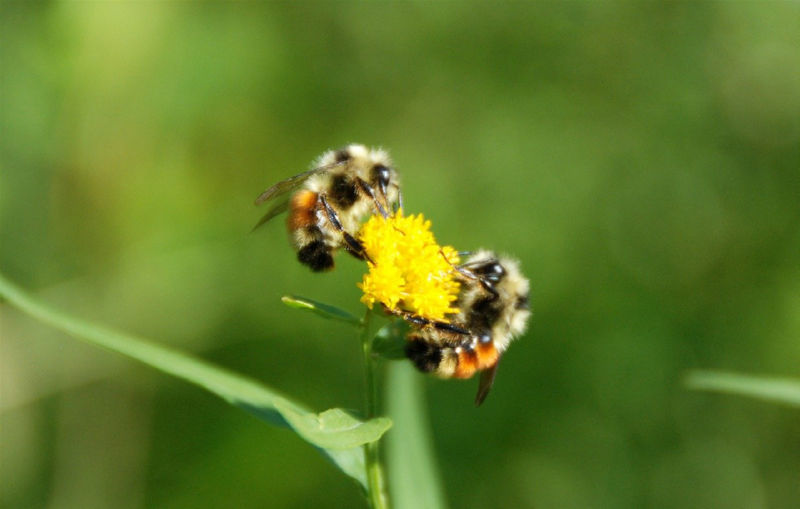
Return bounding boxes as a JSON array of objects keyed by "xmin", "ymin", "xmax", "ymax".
[{"xmin": 358, "ymin": 209, "xmax": 461, "ymax": 322}]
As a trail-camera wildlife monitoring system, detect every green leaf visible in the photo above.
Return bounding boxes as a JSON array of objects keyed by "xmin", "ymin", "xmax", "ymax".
[
  {"xmin": 275, "ymin": 402, "xmax": 392, "ymax": 450},
  {"xmin": 685, "ymin": 370, "xmax": 800, "ymax": 408},
  {"xmin": 0, "ymin": 272, "xmax": 391, "ymax": 488},
  {"xmin": 386, "ymin": 362, "xmax": 448, "ymax": 509},
  {"xmin": 281, "ymin": 295, "xmax": 361, "ymax": 325}
]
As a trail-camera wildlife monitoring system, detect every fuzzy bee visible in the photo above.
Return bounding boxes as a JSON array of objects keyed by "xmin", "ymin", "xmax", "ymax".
[
  {"xmin": 404, "ymin": 251, "xmax": 530, "ymax": 406},
  {"xmin": 253, "ymin": 144, "xmax": 401, "ymax": 271}
]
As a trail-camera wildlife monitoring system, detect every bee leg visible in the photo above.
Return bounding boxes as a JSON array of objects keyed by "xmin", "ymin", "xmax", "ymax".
[
  {"xmin": 319, "ymin": 193, "xmax": 374, "ymax": 264},
  {"xmin": 395, "ymin": 189, "xmax": 404, "ymax": 213},
  {"xmin": 354, "ymin": 178, "xmax": 389, "ymax": 218},
  {"xmin": 342, "ymin": 231, "xmax": 372, "ymax": 263},
  {"xmin": 385, "ymin": 306, "xmax": 471, "ymax": 336},
  {"xmin": 431, "ymin": 320, "xmax": 472, "ymax": 335},
  {"xmin": 461, "ymin": 267, "xmax": 499, "ymax": 299},
  {"xmin": 438, "ymin": 249, "xmax": 499, "ymax": 299}
]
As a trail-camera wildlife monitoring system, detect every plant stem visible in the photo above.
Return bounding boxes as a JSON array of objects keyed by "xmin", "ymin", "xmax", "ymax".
[{"xmin": 361, "ymin": 310, "xmax": 389, "ymax": 509}]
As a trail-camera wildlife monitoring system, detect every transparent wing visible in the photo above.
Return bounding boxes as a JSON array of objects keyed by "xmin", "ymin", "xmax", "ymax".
[
  {"xmin": 474, "ymin": 362, "xmax": 500, "ymax": 407},
  {"xmin": 251, "ymin": 195, "xmax": 291, "ymax": 232},
  {"xmin": 253, "ymin": 160, "xmax": 344, "ymax": 206},
  {"xmin": 459, "ymin": 256, "xmax": 498, "ymax": 270}
]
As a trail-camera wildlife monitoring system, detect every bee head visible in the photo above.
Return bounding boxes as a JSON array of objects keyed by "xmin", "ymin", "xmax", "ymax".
[{"xmin": 478, "ymin": 261, "xmax": 506, "ymax": 284}]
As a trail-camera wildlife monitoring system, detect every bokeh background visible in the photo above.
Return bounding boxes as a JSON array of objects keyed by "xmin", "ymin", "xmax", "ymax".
[{"xmin": 2, "ymin": 2, "xmax": 799, "ymax": 508}]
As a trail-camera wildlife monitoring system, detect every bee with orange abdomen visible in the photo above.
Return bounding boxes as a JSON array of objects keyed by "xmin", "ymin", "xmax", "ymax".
[
  {"xmin": 404, "ymin": 251, "xmax": 530, "ymax": 405},
  {"xmin": 253, "ymin": 144, "xmax": 401, "ymax": 271}
]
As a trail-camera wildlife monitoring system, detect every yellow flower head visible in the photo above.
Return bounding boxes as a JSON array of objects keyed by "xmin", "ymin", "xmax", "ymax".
[{"xmin": 358, "ymin": 209, "xmax": 461, "ymax": 322}]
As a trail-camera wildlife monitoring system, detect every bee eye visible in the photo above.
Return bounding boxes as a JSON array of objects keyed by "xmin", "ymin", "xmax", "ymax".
[{"xmin": 372, "ymin": 165, "xmax": 391, "ymax": 187}]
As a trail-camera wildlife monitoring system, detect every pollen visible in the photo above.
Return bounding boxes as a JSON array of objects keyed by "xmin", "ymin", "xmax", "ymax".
[{"xmin": 357, "ymin": 209, "xmax": 461, "ymax": 322}]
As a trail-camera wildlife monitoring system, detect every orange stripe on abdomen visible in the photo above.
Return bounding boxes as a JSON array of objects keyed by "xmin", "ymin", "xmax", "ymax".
[
  {"xmin": 475, "ymin": 341, "xmax": 499, "ymax": 371},
  {"xmin": 288, "ymin": 190, "xmax": 319, "ymax": 231},
  {"xmin": 454, "ymin": 348, "xmax": 478, "ymax": 379}
]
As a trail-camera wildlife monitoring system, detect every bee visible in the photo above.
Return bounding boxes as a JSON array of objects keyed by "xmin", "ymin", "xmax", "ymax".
[
  {"xmin": 253, "ymin": 144, "xmax": 401, "ymax": 271},
  {"xmin": 403, "ymin": 250, "xmax": 530, "ymax": 406}
]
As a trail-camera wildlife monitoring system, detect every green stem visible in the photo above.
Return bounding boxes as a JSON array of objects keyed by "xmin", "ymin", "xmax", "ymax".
[{"xmin": 361, "ymin": 310, "xmax": 389, "ymax": 509}]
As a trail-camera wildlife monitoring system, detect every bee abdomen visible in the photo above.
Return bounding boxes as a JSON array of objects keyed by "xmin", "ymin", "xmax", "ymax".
[
  {"xmin": 405, "ymin": 337, "xmax": 443, "ymax": 374},
  {"xmin": 292, "ymin": 223, "xmax": 333, "ymax": 272},
  {"xmin": 288, "ymin": 190, "xmax": 319, "ymax": 231},
  {"xmin": 406, "ymin": 335, "xmax": 499, "ymax": 380},
  {"xmin": 297, "ymin": 239, "xmax": 334, "ymax": 272},
  {"xmin": 476, "ymin": 340, "xmax": 499, "ymax": 370}
]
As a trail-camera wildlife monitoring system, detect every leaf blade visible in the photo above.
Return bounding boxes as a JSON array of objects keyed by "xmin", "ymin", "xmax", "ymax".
[
  {"xmin": 0, "ymin": 272, "xmax": 391, "ymax": 487},
  {"xmin": 281, "ymin": 295, "xmax": 361, "ymax": 325},
  {"xmin": 685, "ymin": 370, "xmax": 800, "ymax": 407}
]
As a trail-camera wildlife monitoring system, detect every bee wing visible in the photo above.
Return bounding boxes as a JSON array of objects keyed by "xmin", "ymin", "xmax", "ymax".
[
  {"xmin": 251, "ymin": 195, "xmax": 291, "ymax": 232},
  {"xmin": 253, "ymin": 160, "xmax": 344, "ymax": 206},
  {"xmin": 474, "ymin": 362, "xmax": 500, "ymax": 407},
  {"xmin": 459, "ymin": 257, "xmax": 498, "ymax": 270}
]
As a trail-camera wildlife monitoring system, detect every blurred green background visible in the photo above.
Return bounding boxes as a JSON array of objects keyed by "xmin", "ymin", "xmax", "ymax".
[{"xmin": 2, "ymin": 2, "xmax": 799, "ymax": 508}]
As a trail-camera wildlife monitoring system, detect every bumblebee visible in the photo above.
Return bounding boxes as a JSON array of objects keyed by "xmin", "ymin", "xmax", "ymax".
[
  {"xmin": 254, "ymin": 144, "xmax": 401, "ymax": 271},
  {"xmin": 404, "ymin": 251, "xmax": 530, "ymax": 405}
]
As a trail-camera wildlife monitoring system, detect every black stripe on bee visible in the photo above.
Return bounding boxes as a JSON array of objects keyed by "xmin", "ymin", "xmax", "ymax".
[
  {"xmin": 334, "ymin": 149, "xmax": 351, "ymax": 163},
  {"xmin": 297, "ymin": 238, "xmax": 334, "ymax": 272},
  {"xmin": 468, "ymin": 297, "xmax": 501, "ymax": 332},
  {"xmin": 330, "ymin": 174, "xmax": 359, "ymax": 209},
  {"xmin": 405, "ymin": 338, "xmax": 442, "ymax": 373}
]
